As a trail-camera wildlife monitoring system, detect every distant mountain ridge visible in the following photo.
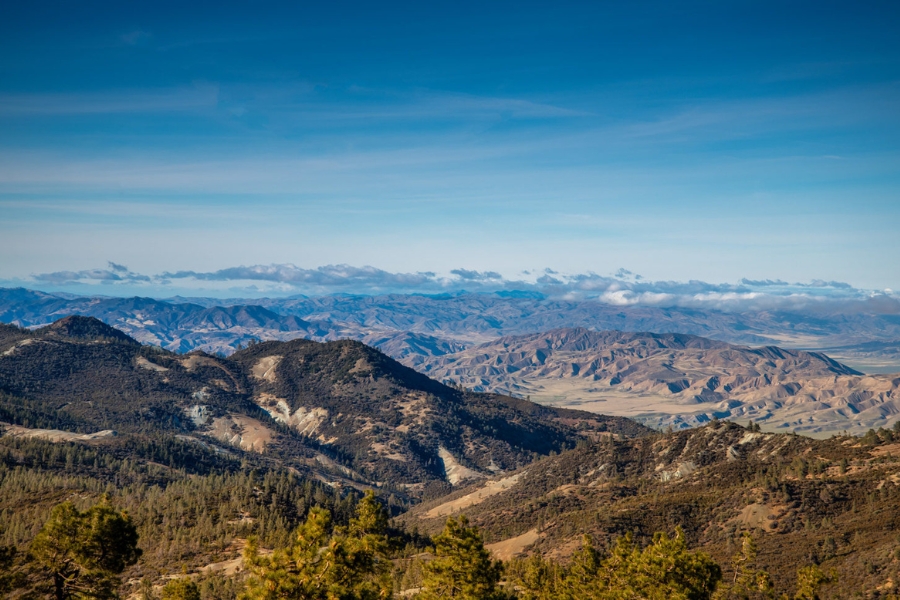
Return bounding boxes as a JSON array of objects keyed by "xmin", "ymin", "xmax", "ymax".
[
  {"xmin": 412, "ymin": 327, "xmax": 896, "ymax": 435},
  {"xmin": 0, "ymin": 288, "xmax": 327, "ymax": 353},
  {"xmin": 414, "ymin": 327, "xmax": 861, "ymax": 386},
  {"xmin": 3, "ymin": 288, "xmax": 900, "ymax": 370},
  {"xmin": 3, "ymin": 286, "xmax": 898, "ymax": 434}
]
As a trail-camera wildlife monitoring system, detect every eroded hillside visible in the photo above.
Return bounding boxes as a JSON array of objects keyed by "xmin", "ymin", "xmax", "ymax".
[{"xmin": 414, "ymin": 328, "xmax": 900, "ymax": 435}]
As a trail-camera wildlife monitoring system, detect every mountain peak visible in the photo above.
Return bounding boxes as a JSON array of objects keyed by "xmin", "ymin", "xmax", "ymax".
[{"xmin": 36, "ymin": 315, "xmax": 138, "ymax": 345}]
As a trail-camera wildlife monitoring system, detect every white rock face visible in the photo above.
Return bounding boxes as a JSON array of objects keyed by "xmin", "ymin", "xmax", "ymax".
[
  {"xmin": 186, "ymin": 404, "xmax": 211, "ymax": 426},
  {"xmin": 1, "ymin": 339, "xmax": 36, "ymax": 357},
  {"xmin": 135, "ymin": 355, "xmax": 169, "ymax": 372},
  {"xmin": 658, "ymin": 461, "xmax": 696, "ymax": 482},
  {"xmin": 207, "ymin": 415, "xmax": 274, "ymax": 452},
  {"xmin": 437, "ymin": 446, "xmax": 484, "ymax": 485},
  {"xmin": 253, "ymin": 393, "xmax": 327, "ymax": 436}
]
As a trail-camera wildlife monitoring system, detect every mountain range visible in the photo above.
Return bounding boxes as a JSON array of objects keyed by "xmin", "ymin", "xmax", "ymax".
[
  {"xmin": 3, "ymin": 288, "xmax": 900, "ymax": 375},
  {"xmin": 412, "ymin": 328, "xmax": 900, "ymax": 435},
  {"xmin": 3, "ymin": 288, "xmax": 899, "ymax": 436}
]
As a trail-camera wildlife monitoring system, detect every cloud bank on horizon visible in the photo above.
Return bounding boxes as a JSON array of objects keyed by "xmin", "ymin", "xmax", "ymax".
[{"xmin": 15, "ymin": 262, "xmax": 899, "ymax": 314}]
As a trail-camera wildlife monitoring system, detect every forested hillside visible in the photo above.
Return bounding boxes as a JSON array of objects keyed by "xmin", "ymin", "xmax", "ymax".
[
  {"xmin": 0, "ymin": 316, "xmax": 646, "ymax": 494},
  {"xmin": 406, "ymin": 420, "xmax": 900, "ymax": 595},
  {"xmin": 0, "ymin": 433, "xmax": 416, "ymax": 598}
]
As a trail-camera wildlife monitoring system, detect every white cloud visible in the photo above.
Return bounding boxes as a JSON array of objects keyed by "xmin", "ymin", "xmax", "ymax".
[{"xmin": 19, "ymin": 262, "xmax": 900, "ymax": 315}]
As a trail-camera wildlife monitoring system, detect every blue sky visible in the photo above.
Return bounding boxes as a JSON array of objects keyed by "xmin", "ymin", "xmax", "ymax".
[{"xmin": 1, "ymin": 0, "xmax": 899, "ymax": 297}]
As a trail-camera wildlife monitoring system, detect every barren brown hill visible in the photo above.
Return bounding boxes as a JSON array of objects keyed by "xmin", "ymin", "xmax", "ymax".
[
  {"xmin": 413, "ymin": 328, "xmax": 900, "ymax": 435},
  {"xmin": 358, "ymin": 331, "xmax": 467, "ymax": 366}
]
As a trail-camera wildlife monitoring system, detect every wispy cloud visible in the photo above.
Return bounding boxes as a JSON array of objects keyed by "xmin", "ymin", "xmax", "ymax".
[
  {"xmin": 0, "ymin": 83, "xmax": 584, "ymax": 123},
  {"xmin": 33, "ymin": 262, "xmax": 151, "ymax": 285},
  {"xmin": 162, "ymin": 264, "xmax": 438, "ymax": 290},
  {"xmin": 0, "ymin": 85, "xmax": 219, "ymax": 116},
  {"xmin": 2, "ymin": 82, "xmax": 895, "ymax": 199},
  {"xmin": 120, "ymin": 30, "xmax": 152, "ymax": 46},
  {"xmin": 739, "ymin": 278, "xmax": 853, "ymax": 289},
  {"xmin": 21, "ymin": 263, "xmax": 900, "ymax": 314}
]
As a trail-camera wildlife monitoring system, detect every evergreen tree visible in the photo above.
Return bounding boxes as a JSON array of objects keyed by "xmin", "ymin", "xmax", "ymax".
[
  {"xmin": 241, "ymin": 492, "xmax": 392, "ymax": 600},
  {"xmin": 512, "ymin": 528, "xmax": 721, "ymax": 600},
  {"xmin": 713, "ymin": 533, "xmax": 773, "ymax": 599},
  {"xmin": 29, "ymin": 498, "xmax": 141, "ymax": 600},
  {"xmin": 161, "ymin": 578, "xmax": 201, "ymax": 600},
  {"xmin": 417, "ymin": 516, "xmax": 506, "ymax": 600},
  {"xmin": 591, "ymin": 528, "xmax": 721, "ymax": 600},
  {"xmin": 511, "ymin": 552, "xmax": 566, "ymax": 600},
  {"xmin": 792, "ymin": 565, "xmax": 835, "ymax": 600},
  {"xmin": 562, "ymin": 535, "xmax": 602, "ymax": 600},
  {"xmin": 0, "ymin": 542, "xmax": 24, "ymax": 594},
  {"xmin": 139, "ymin": 577, "xmax": 157, "ymax": 600}
]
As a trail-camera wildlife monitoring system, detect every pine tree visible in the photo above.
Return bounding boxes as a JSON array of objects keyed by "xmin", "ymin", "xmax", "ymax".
[
  {"xmin": 713, "ymin": 533, "xmax": 772, "ymax": 599},
  {"xmin": 793, "ymin": 565, "xmax": 835, "ymax": 600},
  {"xmin": 161, "ymin": 578, "xmax": 201, "ymax": 600},
  {"xmin": 510, "ymin": 552, "xmax": 566, "ymax": 600},
  {"xmin": 512, "ymin": 528, "xmax": 721, "ymax": 600},
  {"xmin": 139, "ymin": 577, "xmax": 157, "ymax": 600},
  {"xmin": 29, "ymin": 498, "xmax": 142, "ymax": 600},
  {"xmin": 0, "ymin": 542, "xmax": 24, "ymax": 594},
  {"xmin": 417, "ymin": 516, "xmax": 506, "ymax": 600},
  {"xmin": 593, "ymin": 528, "xmax": 721, "ymax": 600},
  {"xmin": 241, "ymin": 492, "xmax": 392, "ymax": 600},
  {"xmin": 563, "ymin": 535, "xmax": 602, "ymax": 599}
]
